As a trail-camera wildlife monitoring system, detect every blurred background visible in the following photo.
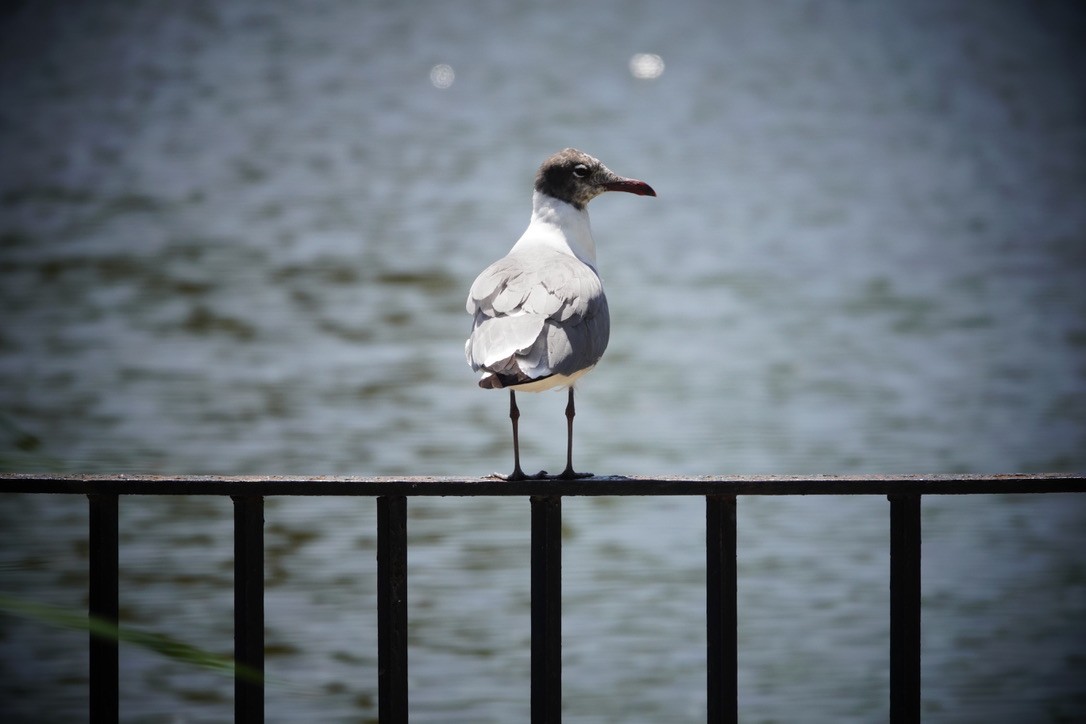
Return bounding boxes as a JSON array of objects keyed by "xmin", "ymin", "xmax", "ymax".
[{"xmin": 1, "ymin": 0, "xmax": 1084, "ymax": 720}]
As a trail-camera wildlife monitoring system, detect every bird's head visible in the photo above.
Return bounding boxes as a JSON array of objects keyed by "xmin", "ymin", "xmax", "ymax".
[{"xmin": 535, "ymin": 148, "xmax": 656, "ymax": 210}]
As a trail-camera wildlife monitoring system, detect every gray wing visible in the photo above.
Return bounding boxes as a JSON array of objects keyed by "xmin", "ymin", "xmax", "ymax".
[{"xmin": 465, "ymin": 250, "xmax": 610, "ymax": 383}]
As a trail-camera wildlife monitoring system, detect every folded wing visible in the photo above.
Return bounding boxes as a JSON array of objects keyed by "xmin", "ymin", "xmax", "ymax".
[{"xmin": 465, "ymin": 251, "xmax": 610, "ymax": 387}]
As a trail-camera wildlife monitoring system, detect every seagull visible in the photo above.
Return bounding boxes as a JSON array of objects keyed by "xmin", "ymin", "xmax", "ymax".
[{"xmin": 465, "ymin": 148, "xmax": 656, "ymax": 480}]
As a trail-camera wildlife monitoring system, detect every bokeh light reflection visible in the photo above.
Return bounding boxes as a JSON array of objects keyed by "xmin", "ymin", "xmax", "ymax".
[{"xmin": 629, "ymin": 52, "xmax": 664, "ymax": 79}]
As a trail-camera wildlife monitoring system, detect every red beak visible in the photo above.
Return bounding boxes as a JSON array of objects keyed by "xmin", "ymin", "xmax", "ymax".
[{"xmin": 603, "ymin": 178, "xmax": 657, "ymax": 197}]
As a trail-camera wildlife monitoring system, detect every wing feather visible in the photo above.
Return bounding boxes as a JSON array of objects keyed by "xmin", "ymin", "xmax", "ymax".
[{"xmin": 465, "ymin": 250, "xmax": 609, "ymax": 384}]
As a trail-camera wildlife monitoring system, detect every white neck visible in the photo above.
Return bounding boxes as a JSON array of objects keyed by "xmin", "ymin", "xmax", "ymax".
[{"xmin": 510, "ymin": 191, "xmax": 598, "ymax": 268}]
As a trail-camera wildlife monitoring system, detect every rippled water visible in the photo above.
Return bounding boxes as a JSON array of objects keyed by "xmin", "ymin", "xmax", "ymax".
[{"xmin": 2, "ymin": 1, "xmax": 1085, "ymax": 721}]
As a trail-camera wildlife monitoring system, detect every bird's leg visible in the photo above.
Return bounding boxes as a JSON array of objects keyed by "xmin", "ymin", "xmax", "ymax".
[
  {"xmin": 505, "ymin": 390, "xmax": 547, "ymax": 481},
  {"xmin": 506, "ymin": 390, "xmax": 527, "ymax": 481},
  {"xmin": 557, "ymin": 388, "xmax": 593, "ymax": 480}
]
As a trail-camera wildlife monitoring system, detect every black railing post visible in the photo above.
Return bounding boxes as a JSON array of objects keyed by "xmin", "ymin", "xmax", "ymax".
[
  {"xmin": 88, "ymin": 493, "xmax": 119, "ymax": 724},
  {"xmin": 706, "ymin": 494, "xmax": 738, "ymax": 724},
  {"xmin": 377, "ymin": 495, "xmax": 409, "ymax": 723},
  {"xmin": 531, "ymin": 495, "xmax": 562, "ymax": 723},
  {"xmin": 889, "ymin": 494, "xmax": 921, "ymax": 723},
  {"xmin": 233, "ymin": 495, "xmax": 265, "ymax": 724}
]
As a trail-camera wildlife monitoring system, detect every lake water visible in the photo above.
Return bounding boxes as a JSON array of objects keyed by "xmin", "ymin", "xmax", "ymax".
[{"xmin": 1, "ymin": 1, "xmax": 1085, "ymax": 721}]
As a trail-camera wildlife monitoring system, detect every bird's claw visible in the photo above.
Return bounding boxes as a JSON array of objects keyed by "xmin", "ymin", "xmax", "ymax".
[
  {"xmin": 505, "ymin": 469, "xmax": 549, "ymax": 481},
  {"xmin": 555, "ymin": 469, "xmax": 593, "ymax": 480}
]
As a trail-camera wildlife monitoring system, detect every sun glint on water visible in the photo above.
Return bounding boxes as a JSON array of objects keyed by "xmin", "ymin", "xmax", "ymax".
[
  {"xmin": 629, "ymin": 53, "xmax": 664, "ymax": 79},
  {"xmin": 430, "ymin": 63, "xmax": 455, "ymax": 89}
]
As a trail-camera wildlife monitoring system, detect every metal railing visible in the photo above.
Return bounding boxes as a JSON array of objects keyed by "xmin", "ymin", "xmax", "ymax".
[{"xmin": 2, "ymin": 472, "xmax": 1084, "ymax": 723}]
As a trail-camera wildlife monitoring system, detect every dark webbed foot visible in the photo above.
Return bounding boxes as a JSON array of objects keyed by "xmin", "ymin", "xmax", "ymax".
[
  {"xmin": 506, "ymin": 469, "xmax": 549, "ymax": 481},
  {"xmin": 555, "ymin": 468, "xmax": 593, "ymax": 480}
]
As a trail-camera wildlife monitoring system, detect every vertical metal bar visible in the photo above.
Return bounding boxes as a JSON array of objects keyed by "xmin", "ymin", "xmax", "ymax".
[
  {"xmin": 889, "ymin": 494, "xmax": 921, "ymax": 723},
  {"xmin": 377, "ymin": 495, "xmax": 408, "ymax": 723},
  {"xmin": 706, "ymin": 495, "xmax": 738, "ymax": 724},
  {"xmin": 88, "ymin": 493, "xmax": 119, "ymax": 724},
  {"xmin": 531, "ymin": 495, "xmax": 562, "ymax": 723},
  {"xmin": 233, "ymin": 495, "xmax": 265, "ymax": 724}
]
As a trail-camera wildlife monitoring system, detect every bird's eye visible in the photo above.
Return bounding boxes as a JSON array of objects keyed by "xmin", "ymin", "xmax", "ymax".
[{"xmin": 572, "ymin": 164, "xmax": 590, "ymax": 178}]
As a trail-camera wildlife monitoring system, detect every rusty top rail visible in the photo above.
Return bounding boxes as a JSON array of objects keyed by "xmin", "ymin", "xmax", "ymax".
[{"xmin": 1, "ymin": 472, "xmax": 1084, "ymax": 497}]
